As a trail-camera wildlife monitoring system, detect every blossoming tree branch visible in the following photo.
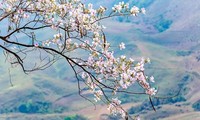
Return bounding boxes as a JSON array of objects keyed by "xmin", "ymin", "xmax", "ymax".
[{"xmin": 0, "ymin": 0, "xmax": 157, "ymax": 119}]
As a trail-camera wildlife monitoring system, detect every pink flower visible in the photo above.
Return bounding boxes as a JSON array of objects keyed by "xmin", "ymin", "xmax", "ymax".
[
  {"xmin": 146, "ymin": 88, "xmax": 157, "ymax": 96},
  {"xmin": 34, "ymin": 43, "xmax": 39, "ymax": 47}
]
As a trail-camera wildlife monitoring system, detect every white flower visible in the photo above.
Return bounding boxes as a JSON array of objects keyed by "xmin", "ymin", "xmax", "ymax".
[
  {"xmin": 87, "ymin": 56, "xmax": 94, "ymax": 65},
  {"xmin": 141, "ymin": 57, "xmax": 145, "ymax": 64},
  {"xmin": 97, "ymin": 77, "xmax": 102, "ymax": 82},
  {"xmin": 130, "ymin": 6, "xmax": 139, "ymax": 16},
  {"xmin": 66, "ymin": 38, "xmax": 72, "ymax": 44},
  {"xmin": 17, "ymin": 9, "xmax": 24, "ymax": 14},
  {"xmin": 81, "ymin": 72, "xmax": 87, "ymax": 79},
  {"xmin": 101, "ymin": 25, "xmax": 106, "ymax": 29},
  {"xmin": 120, "ymin": 55, "xmax": 126, "ymax": 59},
  {"xmin": 119, "ymin": 42, "xmax": 125, "ymax": 50},
  {"xmin": 124, "ymin": 3, "xmax": 129, "ymax": 9},
  {"xmin": 129, "ymin": 58, "xmax": 134, "ymax": 62},
  {"xmin": 149, "ymin": 76, "xmax": 155, "ymax": 83},
  {"xmin": 99, "ymin": 6, "xmax": 106, "ymax": 13},
  {"xmin": 135, "ymin": 116, "xmax": 141, "ymax": 120},
  {"xmin": 121, "ymin": 73, "xmax": 129, "ymax": 80},
  {"xmin": 141, "ymin": 8, "xmax": 146, "ymax": 14},
  {"xmin": 119, "ymin": 109, "xmax": 126, "ymax": 118},
  {"xmin": 88, "ymin": 3, "xmax": 93, "ymax": 9},
  {"xmin": 43, "ymin": 40, "xmax": 51, "ymax": 46},
  {"xmin": 74, "ymin": 42, "xmax": 79, "ymax": 48},
  {"xmin": 94, "ymin": 98, "xmax": 98, "ymax": 102},
  {"xmin": 23, "ymin": 14, "xmax": 30, "ymax": 18},
  {"xmin": 119, "ymin": 80, "xmax": 124, "ymax": 87},
  {"xmin": 112, "ymin": 97, "xmax": 121, "ymax": 105},
  {"xmin": 146, "ymin": 88, "xmax": 157, "ymax": 96},
  {"xmin": 112, "ymin": 4, "xmax": 122, "ymax": 12},
  {"xmin": 96, "ymin": 90, "xmax": 103, "ymax": 96},
  {"xmin": 119, "ymin": 2, "xmax": 125, "ymax": 7},
  {"xmin": 90, "ymin": 9, "xmax": 96, "ymax": 16},
  {"xmin": 5, "ymin": 6, "xmax": 12, "ymax": 12},
  {"xmin": 94, "ymin": 90, "xmax": 103, "ymax": 102},
  {"xmin": 107, "ymin": 103, "xmax": 115, "ymax": 112},
  {"xmin": 145, "ymin": 58, "xmax": 150, "ymax": 63}
]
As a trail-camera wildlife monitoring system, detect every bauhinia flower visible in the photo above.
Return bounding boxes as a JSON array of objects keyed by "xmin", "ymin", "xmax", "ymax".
[
  {"xmin": 146, "ymin": 88, "xmax": 157, "ymax": 96},
  {"xmin": 130, "ymin": 6, "xmax": 140, "ymax": 16},
  {"xmin": 141, "ymin": 8, "xmax": 146, "ymax": 14},
  {"xmin": 150, "ymin": 76, "xmax": 155, "ymax": 83},
  {"xmin": 119, "ymin": 42, "xmax": 126, "ymax": 50}
]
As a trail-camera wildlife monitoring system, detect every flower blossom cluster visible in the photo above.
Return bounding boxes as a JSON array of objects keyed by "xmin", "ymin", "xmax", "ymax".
[
  {"xmin": 107, "ymin": 98, "xmax": 126, "ymax": 118},
  {"xmin": 0, "ymin": 0, "xmax": 156, "ymax": 119}
]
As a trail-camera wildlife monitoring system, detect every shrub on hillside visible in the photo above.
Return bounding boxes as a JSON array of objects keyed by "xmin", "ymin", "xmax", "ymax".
[
  {"xmin": 192, "ymin": 100, "xmax": 200, "ymax": 111},
  {"xmin": 64, "ymin": 114, "xmax": 87, "ymax": 120}
]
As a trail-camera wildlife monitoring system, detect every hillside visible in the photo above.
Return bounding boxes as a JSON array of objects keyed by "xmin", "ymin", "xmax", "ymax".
[{"xmin": 0, "ymin": 0, "xmax": 200, "ymax": 120}]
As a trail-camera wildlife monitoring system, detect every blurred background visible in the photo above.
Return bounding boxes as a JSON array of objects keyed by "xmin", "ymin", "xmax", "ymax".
[{"xmin": 1, "ymin": 0, "xmax": 200, "ymax": 119}]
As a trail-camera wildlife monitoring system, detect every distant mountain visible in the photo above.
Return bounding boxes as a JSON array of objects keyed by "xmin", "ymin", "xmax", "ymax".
[{"xmin": 87, "ymin": 0, "xmax": 200, "ymax": 37}]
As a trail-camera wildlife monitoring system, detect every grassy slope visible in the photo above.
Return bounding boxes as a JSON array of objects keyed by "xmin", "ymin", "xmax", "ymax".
[
  {"xmin": 0, "ymin": 38, "xmax": 197, "ymax": 120},
  {"xmin": 1, "ymin": 0, "xmax": 200, "ymax": 120},
  {"xmin": 0, "ymin": 32, "xmax": 194, "ymax": 120}
]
